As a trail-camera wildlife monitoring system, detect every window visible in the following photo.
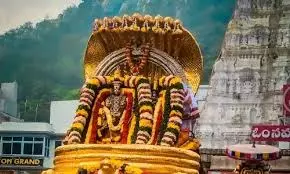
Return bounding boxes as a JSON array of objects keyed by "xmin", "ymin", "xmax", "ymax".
[
  {"xmin": 2, "ymin": 136, "xmax": 22, "ymax": 155},
  {"xmin": 0, "ymin": 136, "xmax": 49, "ymax": 156},
  {"xmin": 2, "ymin": 143, "xmax": 12, "ymax": 154},
  {"xmin": 33, "ymin": 143, "xmax": 43, "ymax": 155},
  {"xmin": 23, "ymin": 143, "xmax": 33, "ymax": 154},
  {"xmin": 12, "ymin": 142, "xmax": 21, "ymax": 154}
]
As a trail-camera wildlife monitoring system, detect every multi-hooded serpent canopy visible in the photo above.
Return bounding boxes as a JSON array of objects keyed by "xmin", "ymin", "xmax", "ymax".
[{"xmin": 83, "ymin": 13, "xmax": 203, "ymax": 93}]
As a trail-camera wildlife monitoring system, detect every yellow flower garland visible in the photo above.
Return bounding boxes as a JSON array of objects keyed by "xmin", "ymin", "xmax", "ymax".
[
  {"xmin": 139, "ymin": 105, "xmax": 153, "ymax": 113},
  {"xmin": 139, "ymin": 119, "xmax": 152, "ymax": 128},
  {"xmin": 148, "ymin": 90, "xmax": 165, "ymax": 144},
  {"xmin": 72, "ymin": 122, "xmax": 84, "ymax": 132},
  {"xmin": 170, "ymin": 110, "xmax": 183, "ymax": 117},
  {"xmin": 86, "ymin": 78, "xmax": 100, "ymax": 86},
  {"xmin": 167, "ymin": 122, "xmax": 181, "ymax": 132},
  {"xmin": 76, "ymin": 109, "xmax": 89, "ymax": 118}
]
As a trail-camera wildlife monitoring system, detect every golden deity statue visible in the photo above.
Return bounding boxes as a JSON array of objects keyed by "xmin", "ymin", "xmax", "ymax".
[
  {"xmin": 98, "ymin": 69, "xmax": 127, "ymax": 143},
  {"xmin": 43, "ymin": 13, "xmax": 203, "ymax": 174}
]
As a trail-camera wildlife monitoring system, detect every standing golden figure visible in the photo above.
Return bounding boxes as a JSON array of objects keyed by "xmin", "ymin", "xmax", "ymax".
[{"xmin": 98, "ymin": 70, "xmax": 127, "ymax": 143}]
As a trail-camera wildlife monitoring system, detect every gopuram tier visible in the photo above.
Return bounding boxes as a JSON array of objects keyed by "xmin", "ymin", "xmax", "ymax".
[{"xmin": 43, "ymin": 14, "xmax": 203, "ymax": 174}]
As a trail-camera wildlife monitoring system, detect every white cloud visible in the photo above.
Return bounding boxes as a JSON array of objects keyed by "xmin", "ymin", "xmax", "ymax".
[{"xmin": 0, "ymin": 0, "xmax": 81, "ymax": 34}]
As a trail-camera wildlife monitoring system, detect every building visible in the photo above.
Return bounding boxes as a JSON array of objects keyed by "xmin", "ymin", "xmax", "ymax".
[
  {"xmin": 0, "ymin": 100, "xmax": 78, "ymax": 174},
  {"xmin": 0, "ymin": 122, "xmax": 54, "ymax": 174},
  {"xmin": 0, "ymin": 82, "xmax": 22, "ymax": 123}
]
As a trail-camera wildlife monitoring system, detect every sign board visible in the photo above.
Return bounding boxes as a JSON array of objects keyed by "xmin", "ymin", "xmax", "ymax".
[
  {"xmin": 251, "ymin": 125, "xmax": 290, "ymax": 142},
  {"xmin": 283, "ymin": 84, "xmax": 290, "ymax": 117},
  {"xmin": 0, "ymin": 157, "xmax": 43, "ymax": 167}
]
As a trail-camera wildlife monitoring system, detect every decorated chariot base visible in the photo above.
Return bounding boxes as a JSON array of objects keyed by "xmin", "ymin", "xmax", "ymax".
[
  {"xmin": 51, "ymin": 144, "xmax": 200, "ymax": 174},
  {"xmin": 42, "ymin": 14, "xmax": 203, "ymax": 174}
]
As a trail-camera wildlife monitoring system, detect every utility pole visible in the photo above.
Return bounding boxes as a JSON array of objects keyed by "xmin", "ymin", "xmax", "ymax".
[
  {"xmin": 24, "ymin": 99, "xmax": 27, "ymax": 113},
  {"xmin": 34, "ymin": 103, "xmax": 39, "ymax": 122}
]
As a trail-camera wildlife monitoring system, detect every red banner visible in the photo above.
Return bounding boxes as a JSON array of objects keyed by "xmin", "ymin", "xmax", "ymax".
[
  {"xmin": 251, "ymin": 125, "xmax": 290, "ymax": 142},
  {"xmin": 283, "ymin": 84, "xmax": 290, "ymax": 117}
]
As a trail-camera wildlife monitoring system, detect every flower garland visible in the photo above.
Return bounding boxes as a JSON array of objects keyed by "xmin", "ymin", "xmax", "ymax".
[
  {"xmin": 159, "ymin": 76, "xmax": 185, "ymax": 147},
  {"xmin": 157, "ymin": 88, "xmax": 171, "ymax": 145},
  {"xmin": 125, "ymin": 43, "xmax": 150, "ymax": 74},
  {"xmin": 148, "ymin": 90, "xmax": 165, "ymax": 145},
  {"xmin": 66, "ymin": 76, "xmax": 112, "ymax": 144},
  {"xmin": 135, "ymin": 77, "xmax": 154, "ymax": 144},
  {"xmin": 124, "ymin": 76, "xmax": 153, "ymax": 144}
]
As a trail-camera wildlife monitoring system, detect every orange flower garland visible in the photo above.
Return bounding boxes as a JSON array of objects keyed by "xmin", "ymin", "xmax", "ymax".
[{"xmin": 125, "ymin": 43, "xmax": 150, "ymax": 74}]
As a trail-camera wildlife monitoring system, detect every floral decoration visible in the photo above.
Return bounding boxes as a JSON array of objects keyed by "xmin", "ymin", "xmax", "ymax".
[
  {"xmin": 158, "ymin": 76, "xmax": 185, "ymax": 146},
  {"xmin": 125, "ymin": 42, "xmax": 151, "ymax": 75},
  {"xmin": 135, "ymin": 77, "xmax": 154, "ymax": 144},
  {"xmin": 65, "ymin": 76, "xmax": 112, "ymax": 144}
]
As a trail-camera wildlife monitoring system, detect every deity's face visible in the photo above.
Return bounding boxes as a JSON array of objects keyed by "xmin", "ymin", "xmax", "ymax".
[{"xmin": 113, "ymin": 82, "xmax": 121, "ymax": 95}]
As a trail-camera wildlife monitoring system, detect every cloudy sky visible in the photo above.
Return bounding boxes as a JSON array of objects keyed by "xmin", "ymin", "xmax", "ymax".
[{"xmin": 0, "ymin": 0, "xmax": 81, "ymax": 34}]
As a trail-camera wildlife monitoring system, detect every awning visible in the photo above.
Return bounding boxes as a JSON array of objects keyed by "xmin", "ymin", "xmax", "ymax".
[{"xmin": 210, "ymin": 156, "xmax": 290, "ymax": 172}]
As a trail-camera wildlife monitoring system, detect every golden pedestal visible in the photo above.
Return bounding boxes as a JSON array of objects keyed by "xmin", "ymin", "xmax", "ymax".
[{"xmin": 52, "ymin": 144, "xmax": 200, "ymax": 174}]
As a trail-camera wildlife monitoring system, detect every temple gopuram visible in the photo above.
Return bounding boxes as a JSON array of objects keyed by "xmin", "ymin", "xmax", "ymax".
[{"xmin": 43, "ymin": 13, "xmax": 203, "ymax": 174}]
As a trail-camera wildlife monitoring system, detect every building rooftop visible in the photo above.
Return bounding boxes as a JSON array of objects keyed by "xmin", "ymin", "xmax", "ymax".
[{"xmin": 0, "ymin": 122, "xmax": 54, "ymax": 134}]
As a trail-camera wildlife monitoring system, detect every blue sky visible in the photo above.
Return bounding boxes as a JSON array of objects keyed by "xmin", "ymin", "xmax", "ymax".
[{"xmin": 0, "ymin": 0, "xmax": 81, "ymax": 34}]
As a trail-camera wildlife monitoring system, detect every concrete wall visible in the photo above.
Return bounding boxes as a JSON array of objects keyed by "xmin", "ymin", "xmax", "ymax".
[{"xmin": 0, "ymin": 82, "xmax": 18, "ymax": 117}]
